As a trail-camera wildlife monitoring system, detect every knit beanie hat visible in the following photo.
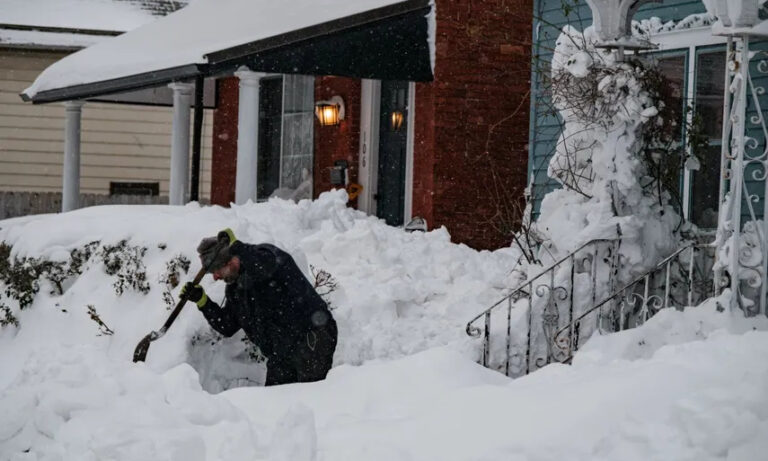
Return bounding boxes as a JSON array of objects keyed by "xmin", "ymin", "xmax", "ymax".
[{"xmin": 197, "ymin": 232, "xmax": 232, "ymax": 272}]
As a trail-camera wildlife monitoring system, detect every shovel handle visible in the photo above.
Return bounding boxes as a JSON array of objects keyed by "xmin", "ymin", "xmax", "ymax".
[
  {"xmin": 161, "ymin": 266, "xmax": 207, "ymax": 331},
  {"xmin": 133, "ymin": 266, "xmax": 208, "ymax": 363},
  {"xmin": 134, "ymin": 233, "xmax": 231, "ymax": 362}
]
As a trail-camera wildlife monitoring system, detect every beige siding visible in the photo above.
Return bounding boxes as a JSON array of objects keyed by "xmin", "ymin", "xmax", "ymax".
[{"xmin": 0, "ymin": 49, "xmax": 214, "ymax": 200}]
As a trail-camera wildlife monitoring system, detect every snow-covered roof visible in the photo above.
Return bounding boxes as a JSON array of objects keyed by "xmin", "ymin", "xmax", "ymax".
[
  {"xmin": 22, "ymin": 0, "xmax": 434, "ymax": 103},
  {"xmin": 0, "ymin": 28, "xmax": 111, "ymax": 50},
  {"xmin": 0, "ymin": 0, "xmax": 189, "ymax": 33},
  {"xmin": 0, "ymin": 0, "xmax": 189, "ymax": 50}
]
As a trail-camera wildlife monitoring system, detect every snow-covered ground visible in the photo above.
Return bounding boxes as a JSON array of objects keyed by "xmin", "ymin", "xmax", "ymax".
[{"xmin": 1, "ymin": 193, "xmax": 767, "ymax": 460}]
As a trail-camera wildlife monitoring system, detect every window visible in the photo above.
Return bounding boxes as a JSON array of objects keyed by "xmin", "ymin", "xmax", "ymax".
[
  {"xmin": 279, "ymin": 75, "xmax": 315, "ymax": 197},
  {"xmin": 690, "ymin": 49, "xmax": 727, "ymax": 228},
  {"xmin": 109, "ymin": 182, "xmax": 159, "ymax": 196},
  {"xmin": 256, "ymin": 74, "xmax": 315, "ymax": 201},
  {"xmin": 644, "ymin": 44, "xmax": 726, "ymax": 229},
  {"xmin": 258, "ymin": 77, "xmax": 283, "ymax": 200}
]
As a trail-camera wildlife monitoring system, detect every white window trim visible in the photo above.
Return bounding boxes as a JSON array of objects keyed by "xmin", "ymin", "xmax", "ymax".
[
  {"xmin": 404, "ymin": 81, "xmax": 416, "ymax": 223},
  {"xmin": 358, "ymin": 79, "xmax": 381, "ymax": 214},
  {"xmin": 682, "ymin": 44, "xmax": 696, "ymax": 220},
  {"xmin": 647, "ymin": 26, "xmax": 727, "ymax": 51}
]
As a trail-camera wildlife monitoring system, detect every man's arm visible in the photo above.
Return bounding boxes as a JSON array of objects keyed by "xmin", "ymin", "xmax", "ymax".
[{"xmin": 198, "ymin": 295, "xmax": 241, "ymax": 337}]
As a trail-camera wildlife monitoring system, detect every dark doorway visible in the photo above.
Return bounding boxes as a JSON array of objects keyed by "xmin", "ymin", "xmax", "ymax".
[
  {"xmin": 257, "ymin": 76, "xmax": 283, "ymax": 200},
  {"xmin": 376, "ymin": 80, "xmax": 409, "ymax": 226}
]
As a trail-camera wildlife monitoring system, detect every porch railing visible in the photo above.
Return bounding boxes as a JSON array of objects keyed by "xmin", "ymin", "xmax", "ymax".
[
  {"xmin": 466, "ymin": 239, "xmax": 620, "ymax": 377},
  {"xmin": 552, "ymin": 242, "xmax": 716, "ymax": 361},
  {"xmin": 466, "ymin": 240, "xmax": 716, "ymax": 377}
]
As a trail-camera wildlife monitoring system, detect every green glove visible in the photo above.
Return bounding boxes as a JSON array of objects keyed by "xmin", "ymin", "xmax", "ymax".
[
  {"xmin": 181, "ymin": 282, "xmax": 208, "ymax": 308},
  {"xmin": 218, "ymin": 228, "xmax": 237, "ymax": 246}
]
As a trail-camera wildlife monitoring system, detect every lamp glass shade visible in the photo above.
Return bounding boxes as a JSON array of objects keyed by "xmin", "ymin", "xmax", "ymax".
[
  {"xmin": 391, "ymin": 110, "xmax": 405, "ymax": 131},
  {"xmin": 315, "ymin": 104, "xmax": 340, "ymax": 126}
]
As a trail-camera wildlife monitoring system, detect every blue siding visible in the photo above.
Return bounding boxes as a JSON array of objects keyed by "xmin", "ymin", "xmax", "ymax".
[{"xmin": 528, "ymin": 0, "xmax": 710, "ymax": 213}]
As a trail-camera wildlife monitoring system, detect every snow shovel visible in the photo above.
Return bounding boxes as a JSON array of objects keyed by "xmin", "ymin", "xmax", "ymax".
[{"xmin": 133, "ymin": 266, "xmax": 207, "ymax": 362}]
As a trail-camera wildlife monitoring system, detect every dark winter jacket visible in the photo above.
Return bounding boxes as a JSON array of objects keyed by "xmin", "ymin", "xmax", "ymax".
[{"xmin": 198, "ymin": 241, "xmax": 334, "ymax": 359}]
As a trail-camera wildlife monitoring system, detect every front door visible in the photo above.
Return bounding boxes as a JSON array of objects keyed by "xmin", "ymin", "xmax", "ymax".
[{"xmin": 376, "ymin": 80, "xmax": 409, "ymax": 226}]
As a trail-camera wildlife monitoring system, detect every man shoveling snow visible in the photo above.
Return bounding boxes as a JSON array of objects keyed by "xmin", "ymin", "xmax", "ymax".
[{"xmin": 182, "ymin": 229, "xmax": 337, "ymax": 386}]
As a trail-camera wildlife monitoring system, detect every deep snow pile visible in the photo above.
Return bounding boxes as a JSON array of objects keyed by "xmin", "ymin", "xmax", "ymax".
[
  {"xmin": 0, "ymin": 190, "xmax": 519, "ymax": 392},
  {"xmin": 2, "ymin": 289, "xmax": 766, "ymax": 460}
]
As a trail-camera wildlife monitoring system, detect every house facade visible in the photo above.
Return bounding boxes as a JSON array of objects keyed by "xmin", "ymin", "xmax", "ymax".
[
  {"xmin": 467, "ymin": 0, "xmax": 768, "ymax": 378},
  {"xmin": 0, "ymin": 0, "xmax": 215, "ymax": 215},
  {"xmin": 22, "ymin": 0, "xmax": 534, "ymax": 251}
]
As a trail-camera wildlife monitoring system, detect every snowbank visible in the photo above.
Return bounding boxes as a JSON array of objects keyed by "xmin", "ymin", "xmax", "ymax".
[
  {"xmin": 0, "ymin": 191, "xmax": 519, "ymax": 391},
  {"xmin": 2, "ymin": 293, "xmax": 766, "ymax": 460},
  {"xmin": 2, "ymin": 193, "xmax": 767, "ymax": 460}
]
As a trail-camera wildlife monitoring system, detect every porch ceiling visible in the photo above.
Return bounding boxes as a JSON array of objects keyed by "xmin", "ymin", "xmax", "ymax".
[{"xmin": 21, "ymin": 0, "xmax": 434, "ymax": 104}]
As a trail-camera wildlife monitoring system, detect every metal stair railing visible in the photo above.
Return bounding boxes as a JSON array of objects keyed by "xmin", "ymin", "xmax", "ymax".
[
  {"xmin": 466, "ymin": 240, "xmax": 716, "ymax": 378},
  {"xmin": 551, "ymin": 241, "xmax": 716, "ymax": 363},
  {"xmin": 466, "ymin": 239, "xmax": 620, "ymax": 377}
]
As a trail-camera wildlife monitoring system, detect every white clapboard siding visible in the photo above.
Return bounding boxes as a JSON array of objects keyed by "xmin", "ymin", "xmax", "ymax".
[{"xmin": 0, "ymin": 48, "xmax": 214, "ymax": 200}]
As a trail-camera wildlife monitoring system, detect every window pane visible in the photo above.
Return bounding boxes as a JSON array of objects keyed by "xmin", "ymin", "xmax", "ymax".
[
  {"xmin": 656, "ymin": 55, "xmax": 686, "ymax": 141},
  {"xmin": 690, "ymin": 50, "xmax": 726, "ymax": 228},
  {"xmin": 650, "ymin": 54, "xmax": 686, "ymax": 214},
  {"xmin": 279, "ymin": 75, "xmax": 315, "ymax": 201},
  {"xmin": 690, "ymin": 144, "xmax": 722, "ymax": 228},
  {"xmin": 258, "ymin": 77, "xmax": 283, "ymax": 200}
]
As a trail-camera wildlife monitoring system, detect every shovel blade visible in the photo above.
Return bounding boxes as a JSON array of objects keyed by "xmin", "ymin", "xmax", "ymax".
[{"xmin": 133, "ymin": 332, "xmax": 154, "ymax": 362}]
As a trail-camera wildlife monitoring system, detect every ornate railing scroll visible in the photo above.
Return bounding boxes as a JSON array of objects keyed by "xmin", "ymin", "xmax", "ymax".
[
  {"xmin": 466, "ymin": 239, "xmax": 620, "ymax": 377},
  {"xmin": 715, "ymin": 34, "xmax": 768, "ymax": 317}
]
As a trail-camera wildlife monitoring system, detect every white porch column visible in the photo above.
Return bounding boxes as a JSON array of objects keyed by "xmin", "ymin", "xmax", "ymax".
[
  {"xmin": 62, "ymin": 100, "xmax": 84, "ymax": 212},
  {"xmin": 234, "ymin": 68, "xmax": 265, "ymax": 204},
  {"xmin": 168, "ymin": 82, "xmax": 194, "ymax": 205}
]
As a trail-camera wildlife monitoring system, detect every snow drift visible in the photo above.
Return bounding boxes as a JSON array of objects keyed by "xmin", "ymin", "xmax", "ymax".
[
  {"xmin": 1, "ymin": 281, "xmax": 766, "ymax": 460},
  {"xmin": 0, "ymin": 190, "xmax": 520, "ymax": 393}
]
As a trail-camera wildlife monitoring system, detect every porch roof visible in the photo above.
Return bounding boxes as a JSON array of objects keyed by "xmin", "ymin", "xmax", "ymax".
[{"xmin": 21, "ymin": 0, "xmax": 435, "ymax": 104}]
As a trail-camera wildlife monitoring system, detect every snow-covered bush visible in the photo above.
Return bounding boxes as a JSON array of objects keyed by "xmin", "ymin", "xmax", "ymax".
[{"xmin": 537, "ymin": 25, "xmax": 680, "ymax": 272}]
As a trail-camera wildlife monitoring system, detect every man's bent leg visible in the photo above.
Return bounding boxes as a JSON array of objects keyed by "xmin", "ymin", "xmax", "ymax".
[{"xmin": 296, "ymin": 320, "xmax": 337, "ymax": 383}]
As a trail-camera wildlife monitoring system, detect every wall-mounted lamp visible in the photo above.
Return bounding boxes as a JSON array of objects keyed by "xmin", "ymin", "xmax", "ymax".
[
  {"xmin": 315, "ymin": 95, "xmax": 345, "ymax": 126},
  {"xmin": 390, "ymin": 110, "xmax": 405, "ymax": 131}
]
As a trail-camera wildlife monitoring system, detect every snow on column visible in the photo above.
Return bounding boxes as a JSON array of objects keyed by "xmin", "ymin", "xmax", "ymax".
[
  {"xmin": 168, "ymin": 82, "xmax": 194, "ymax": 205},
  {"xmin": 235, "ymin": 68, "xmax": 265, "ymax": 204},
  {"xmin": 62, "ymin": 100, "xmax": 84, "ymax": 212}
]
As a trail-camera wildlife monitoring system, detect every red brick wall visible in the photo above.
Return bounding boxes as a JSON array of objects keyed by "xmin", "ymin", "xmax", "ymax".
[
  {"xmin": 211, "ymin": 77, "xmax": 239, "ymax": 206},
  {"xmin": 421, "ymin": 0, "xmax": 532, "ymax": 250},
  {"xmin": 313, "ymin": 77, "xmax": 361, "ymax": 203}
]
